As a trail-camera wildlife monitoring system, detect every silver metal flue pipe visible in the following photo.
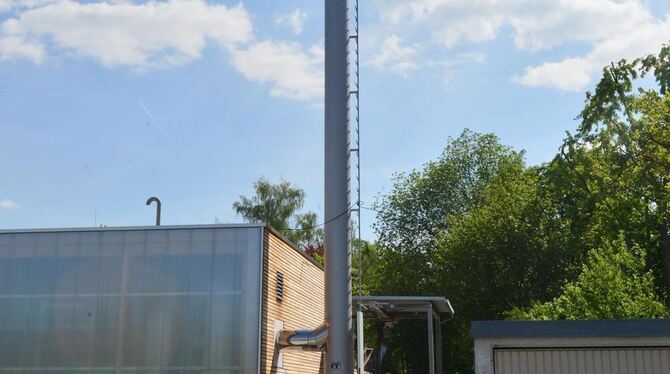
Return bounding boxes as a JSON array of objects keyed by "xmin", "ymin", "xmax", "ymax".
[
  {"xmin": 277, "ymin": 324, "xmax": 329, "ymax": 351},
  {"xmin": 324, "ymin": 0, "xmax": 354, "ymax": 372},
  {"xmin": 276, "ymin": 1, "xmax": 353, "ymax": 371}
]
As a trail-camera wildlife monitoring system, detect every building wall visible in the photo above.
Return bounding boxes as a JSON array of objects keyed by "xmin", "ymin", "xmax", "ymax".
[
  {"xmin": 260, "ymin": 229, "xmax": 325, "ymax": 374},
  {"xmin": 0, "ymin": 225, "xmax": 264, "ymax": 373},
  {"xmin": 475, "ymin": 336, "xmax": 670, "ymax": 374}
]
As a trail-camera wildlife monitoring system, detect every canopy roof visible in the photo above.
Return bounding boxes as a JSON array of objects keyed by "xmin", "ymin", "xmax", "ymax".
[{"xmin": 353, "ymin": 296, "xmax": 454, "ymax": 321}]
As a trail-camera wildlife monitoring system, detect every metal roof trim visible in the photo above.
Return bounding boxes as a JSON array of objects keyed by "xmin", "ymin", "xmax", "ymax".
[
  {"xmin": 471, "ymin": 319, "xmax": 670, "ymax": 339},
  {"xmin": 0, "ymin": 223, "xmax": 266, "ymax": 234},
  {"xmin": 353, "ymin": 295, "xmax": 454, "ymax": 316}
]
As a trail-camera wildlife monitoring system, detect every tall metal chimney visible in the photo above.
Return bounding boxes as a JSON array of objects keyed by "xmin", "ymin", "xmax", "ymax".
[{"xmin": 324, "ymin": 0, "xmax": 353, "ymax": 372}]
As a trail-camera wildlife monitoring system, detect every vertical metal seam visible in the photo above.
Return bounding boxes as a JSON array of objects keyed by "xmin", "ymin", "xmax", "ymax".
[
  {"xmin": 256, "ymin": 228, "xmax": 265, "ymax": 374},
  {"xmin": 205, "ymin": 229, "xmax": 215, "ymax": 370},
  {"xmin": 427, "ymin": 305, "xmax": 435, "ymax": 374}
]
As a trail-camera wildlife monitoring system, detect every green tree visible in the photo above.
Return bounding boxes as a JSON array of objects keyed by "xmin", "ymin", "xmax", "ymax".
[
  {"xmin": 547, "ymin": 43, "xmax": 670, "ymax": 294},
  {"xmin": 294, "ymin": 211, "xmax": 324, "ymax": 250},
  {"xmin": 370, "ymin": 130, "xmax": 545, "ymax": 373},
  {"xmin": 509, "ymin": 235, "xmax": 670, "ymax": 320},
  {"xmin": 366, "ymin": 44, "xmax": 670, "ymax": 374},
  {"xmin": 352, "ymin": 238, "xmax": 379, "ymax": 296},
  {"xmin": 433, "ymin": 164, "xmax": 582, "ymax": 372},
  {"xmin": 437, "ymin": 166, "xmax": 576, "ymax": 320},
  {"xmin": 233, "ymin": 178, "xmax": 323, "ymax": 250},
  {"xmin": 371, "ymin": 129, "xmax": 523, "ymax": 295}
]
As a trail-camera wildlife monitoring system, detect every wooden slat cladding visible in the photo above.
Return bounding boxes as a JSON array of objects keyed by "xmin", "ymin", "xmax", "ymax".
[{"xmin": 260, "ymin": 229, "xmax": 325, "ymax": 373}]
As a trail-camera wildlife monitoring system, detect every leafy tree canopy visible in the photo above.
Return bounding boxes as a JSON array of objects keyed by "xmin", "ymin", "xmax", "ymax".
[
  {"xmin": 370, "ymin": 130, "xmax": 551, "ymax": 373},
  {"xmin": 547, "ymin": 43, "xmax": 670, "ymax": 293},
  {"xmin": 367, "ymin": 44, "xmax": 670, "ymax": 373},
  {"xmin": 371, "ymin": 129, "xmax": 523, "ymax": 294},
  {"xmin": 510, "ymin": 235, "xmax": 670, "ymax": 320},
  {"xmin": 233, "ymin": 178, "xmax": 323, "ymax": 250},
  {"xmin": 437, "ymin": 165, "xmax": 578, "ymax": 321}
]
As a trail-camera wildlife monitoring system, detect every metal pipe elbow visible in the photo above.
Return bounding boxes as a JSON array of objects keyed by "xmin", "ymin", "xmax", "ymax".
[{"xmin": 277, "ymin": 324, "xmax": 329, "ymax": 351}]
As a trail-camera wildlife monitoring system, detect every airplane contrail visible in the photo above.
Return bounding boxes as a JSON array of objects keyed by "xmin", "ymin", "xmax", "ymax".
[{"xmin": 139, "ymin": 99, "xmax": 169, "ymax": 137}]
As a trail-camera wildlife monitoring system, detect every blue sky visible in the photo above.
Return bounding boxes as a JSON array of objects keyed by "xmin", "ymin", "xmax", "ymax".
[{"xmin": 1, "ymin": 0, "xmax": 670, "ymax": 240}]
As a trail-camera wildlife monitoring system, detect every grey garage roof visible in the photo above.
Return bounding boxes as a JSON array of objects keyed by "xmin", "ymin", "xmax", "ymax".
[{"xmin": 471, "ymin": 319, "xmax": 670, "ymax": 339}]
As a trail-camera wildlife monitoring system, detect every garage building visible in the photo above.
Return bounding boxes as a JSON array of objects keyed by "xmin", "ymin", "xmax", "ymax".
[{"xmin": 472, "ymin": 319, "xmax": 670, "ymax": 374}]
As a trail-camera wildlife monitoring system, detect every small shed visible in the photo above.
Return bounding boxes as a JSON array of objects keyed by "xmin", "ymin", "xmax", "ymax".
[{"xmin": 471, "ymin": 319, "xmax": 670, "ymax": 374}]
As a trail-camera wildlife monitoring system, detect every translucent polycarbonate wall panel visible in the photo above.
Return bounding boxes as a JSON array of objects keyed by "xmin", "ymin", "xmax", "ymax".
[{"xmin": 0, "ymin": 226, "xmax": 263, "ymax": 373}]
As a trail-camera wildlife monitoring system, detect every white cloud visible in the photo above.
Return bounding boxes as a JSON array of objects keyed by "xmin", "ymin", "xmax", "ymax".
[
  {"xmin": 429, "ymin": 52, "xmax": 487, "ymax": 86},
  {"xmin": 276, "ymin": 8, "xmax": 307, "ymax": 35},
  {"xmin": 369, "ymin": 34, "xmax": 486, "ymax": 82},
  {"xmin": 517, "ymin": 57, "xmax": 593, "ymax": 91},
  {"xmin": 518, "ymin": 17, "xmax": 670, "ymax": 90},
  {"xmin": 456, "ymin": 52, "xmax": 486, "ymax": 65},
  {"xmin": 0, "ymin": 0, "xmax": 253, "ymax": 68},
  {"xmin": 0, "ymin": 0, "xmax": 56, "ymax": 13},
  {"xmin": 0, "ymin": 199, "xmax": 17, "ymax": 208},
  {"xmin": 370, "ymin": 35, "xmax": 419, "ymax": 76},
  {"xmin": 0, "ymin": 0, "xmax": 324, "ymax": 101},
  {"xmin": 0, "ymin": 34, "xmax": 43, "ymax": 61},
  {"xmin": 0, "ymin": 0, "xmax": 9, "ymax": 12},
  {"xmin": 373, "ymin": 0, "xmax": 669, "ymax": 91},
  {"xmin": 433, "ymin": 14, "xmax": 504, "ymax": 48},
  {"xmin": 377, "ymin": 0, "xmax": 651, "ymax": 50},
  {"xmin": 509, "ymin": 0, "xmax": 651, "ymax": 51},
  {"xmin": 231, "ymin": 41, "xmax": 323, "ymax": 100}
]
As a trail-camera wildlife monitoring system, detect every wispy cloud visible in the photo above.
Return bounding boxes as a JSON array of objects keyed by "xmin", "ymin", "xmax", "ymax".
[
  {"xmin": 276, "ymin": 8, "xmax": 307, "ymax": 35},
  {"xmin": 0, "ymin": 0, "xmax": 56, "ymax": 13},
  {"xmin": 372, "ymin": 0, "xmax": 670, "ymax": 91},
  {"xmin": 0, "ymin": 199, "xmax": 17, "ymax": 208},
  {"xmin": 369, "ymin": 35, "xmax": 486, "ymax": 83},
  {"xmin": 369, "ymin": 35, "xmax": 419, "ymax": 77},
  {"xmin": 0, "ymin": 34, "xmax": 43, "ymax": 61}
]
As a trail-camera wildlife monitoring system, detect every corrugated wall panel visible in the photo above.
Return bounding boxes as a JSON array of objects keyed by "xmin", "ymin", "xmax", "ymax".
[
  {"xmin": 494, "ymin": 347, "xmax": 670, "ymax": 374},
  {"xmin": 0, "ymin": 227, "xmax": 263, "ymax": 373}
]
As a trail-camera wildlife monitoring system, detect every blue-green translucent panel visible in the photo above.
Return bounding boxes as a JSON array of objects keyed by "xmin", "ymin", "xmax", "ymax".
[{"xmin": 0, "ymin": 227, "xmax": 262, "ymax": 373}]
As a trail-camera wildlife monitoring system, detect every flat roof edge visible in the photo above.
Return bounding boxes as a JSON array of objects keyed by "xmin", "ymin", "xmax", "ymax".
[
  {"xmin": 0, "ymin": 223, "xmax": 266, "ymax": 234},
  {"xmin": 353, "ymin": 295, "xmax": 455, "ymax": 316},
  {"xmin": 0, "ymin": 223, "xmax": 325, "ymax": 271},
  {"xmin": 471, "ymin": 319, "xmax": 670, "ymax": 339}
]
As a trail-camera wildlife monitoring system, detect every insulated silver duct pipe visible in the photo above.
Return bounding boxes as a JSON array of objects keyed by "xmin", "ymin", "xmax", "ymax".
[
  {"xmin": 324, "ymin": 0, "xmax": 353, "ymax": 372},
  {"xmin": 277, "ymin": 324, "xmax": 329, "ymax": 351}
]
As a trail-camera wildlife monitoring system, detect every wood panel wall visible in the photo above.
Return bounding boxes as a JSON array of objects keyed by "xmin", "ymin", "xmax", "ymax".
[{"xmin": 260, "ymin": 228, "xmax": 325, "ymax": 374}]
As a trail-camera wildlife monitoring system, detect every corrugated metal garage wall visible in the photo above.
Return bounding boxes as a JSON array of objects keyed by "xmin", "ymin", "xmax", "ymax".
[{"xmin": 494, "ymin": 347, "xmax": 670, "ymax": 374}]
